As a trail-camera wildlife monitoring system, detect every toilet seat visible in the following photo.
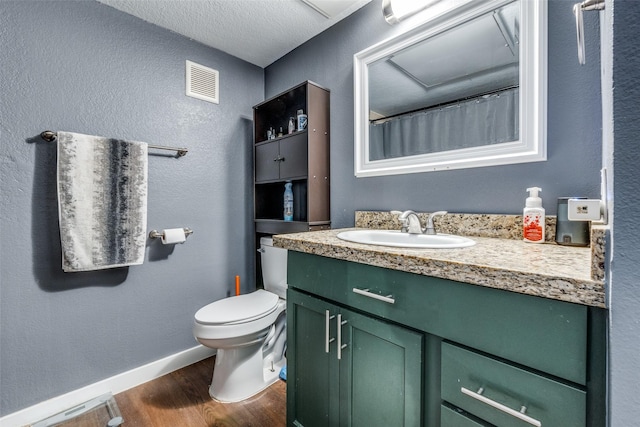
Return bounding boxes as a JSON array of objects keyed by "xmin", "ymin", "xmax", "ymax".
[{"xmin": 195, "ymin": 289, "xmax": 279, "ymax": 326}]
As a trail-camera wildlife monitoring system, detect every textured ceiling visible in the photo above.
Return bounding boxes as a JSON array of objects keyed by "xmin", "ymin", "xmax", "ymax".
[{"xmin": 97, "ymin": 0, "xmax": 372, "ymax": 68}]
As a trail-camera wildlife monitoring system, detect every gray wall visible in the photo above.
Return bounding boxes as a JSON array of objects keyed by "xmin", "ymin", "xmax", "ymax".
[
  {"xmin": 610, "ymin": 1, "xmax": 640, "ymax": 424},
  {"xmin": 266, "ymin": 0, "xmax": 603, "ymax": 227},
  {"xmin": 0, "ymin": 1, "xmax": 263, "ymax": 416}
]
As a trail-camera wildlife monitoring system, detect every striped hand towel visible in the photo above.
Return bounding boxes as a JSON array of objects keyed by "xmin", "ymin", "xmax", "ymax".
[{"xmin": 57, "ymin": 131, "xmax": 148, "ymax": 272}]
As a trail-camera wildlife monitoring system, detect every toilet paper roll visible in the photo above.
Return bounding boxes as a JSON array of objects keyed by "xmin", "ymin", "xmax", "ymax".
[{"xmin": 161, "ymin": 228, "xmax": 186, "ymax": 245}]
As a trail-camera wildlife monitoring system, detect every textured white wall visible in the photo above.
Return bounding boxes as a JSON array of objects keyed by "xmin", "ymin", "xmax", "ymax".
[{"xmin": 0, "ymin": 1, "xmax": 263, "ymax": 416}]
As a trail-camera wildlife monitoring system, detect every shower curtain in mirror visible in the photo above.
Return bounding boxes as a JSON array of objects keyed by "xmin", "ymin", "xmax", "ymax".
[{"xmin": 369, "ymin": 87, "xmax": 519, "ymax": 161}]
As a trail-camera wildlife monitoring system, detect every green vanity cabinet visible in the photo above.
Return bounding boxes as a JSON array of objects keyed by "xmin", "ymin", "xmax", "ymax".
[
  {"xmin": 286, "ymin": 251, "xmax": 606, "ymax": 427},
  {"xmin": 287, "ymin": 289, "xmax": 423, "ymax": 427}
]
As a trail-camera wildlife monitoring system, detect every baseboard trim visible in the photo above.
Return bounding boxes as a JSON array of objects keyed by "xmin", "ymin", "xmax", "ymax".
[{"xmin": 0, "ymin": 345, "xmax": 215, "ymax": 427}]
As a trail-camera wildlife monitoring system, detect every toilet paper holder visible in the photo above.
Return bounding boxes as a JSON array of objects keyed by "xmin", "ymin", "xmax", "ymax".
[{"xmin": 148, "ymin": 228, "xmax": 193, "ymax": 240}]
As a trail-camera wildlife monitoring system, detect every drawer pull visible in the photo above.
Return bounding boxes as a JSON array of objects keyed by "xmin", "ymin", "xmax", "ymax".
[
  {"xmin": 352, "ymin": 288, "xmax": 395, "ymax": 304},
  {"xmin": 461, "ymin": 387, "xmax": 542, "ymax": 427},
  {"xmin": 325, "ymin": 310, "xmax": 335, "ymax": 353}
]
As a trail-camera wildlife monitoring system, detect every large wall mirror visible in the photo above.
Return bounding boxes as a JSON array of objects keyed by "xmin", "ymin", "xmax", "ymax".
[{"xmin": 353, "ymin": 0, "xmax": 547, "ymax": 177}]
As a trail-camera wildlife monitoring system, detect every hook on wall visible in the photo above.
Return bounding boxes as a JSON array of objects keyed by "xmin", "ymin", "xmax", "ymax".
[{"xmin": 573, "ymin": 0, "xmax": 605, "ymax": 65}]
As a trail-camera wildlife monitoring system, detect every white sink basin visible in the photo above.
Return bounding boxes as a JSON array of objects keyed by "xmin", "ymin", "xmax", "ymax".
[{"xmin": 336, "ymin": 230, "xmax": 476, "ymax": 249}]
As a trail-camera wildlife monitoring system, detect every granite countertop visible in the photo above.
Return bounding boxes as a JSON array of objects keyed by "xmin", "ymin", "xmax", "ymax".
[{"xmin": 273, "ymin": 212, "xmax": 606, "ymax": 308}]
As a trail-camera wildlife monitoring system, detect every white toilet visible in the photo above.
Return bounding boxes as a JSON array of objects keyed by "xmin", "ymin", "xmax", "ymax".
[{"xmin": 193, "ymin": 237, "xmax": 287, "ymax": 402}]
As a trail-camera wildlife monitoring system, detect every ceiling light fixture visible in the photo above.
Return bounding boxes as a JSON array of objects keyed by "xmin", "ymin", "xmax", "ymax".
[{"xmin": 382, "ymin": 0, "xmax": 444, "ymax": 24}]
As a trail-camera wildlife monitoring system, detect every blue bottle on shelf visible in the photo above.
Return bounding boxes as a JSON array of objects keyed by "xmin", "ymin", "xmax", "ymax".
[{"xmin": 284, "ymin": 181, "xmax": 293, "ymax": 221}]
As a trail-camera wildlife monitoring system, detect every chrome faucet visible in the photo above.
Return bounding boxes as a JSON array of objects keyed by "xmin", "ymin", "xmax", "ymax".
[
  {"xmin": 397, "ymin": 210, "xmax": 422, "ymax": 234},
  {"xmin": 392, "ymin": 210, "xmax": 448, "ymax": 235}
]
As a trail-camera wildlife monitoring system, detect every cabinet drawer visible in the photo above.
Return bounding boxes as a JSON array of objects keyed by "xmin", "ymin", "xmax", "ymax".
[
  {"xmin": 441, "ymin": 342, "xmax": 586, "ymax": 427},
  {"xmin": 441, "ymin": 405, "xmax": 489, "ymax": 426},
  {"xmin": 287, "ymin": 251, "xmax": 588, "ymax": 385}
]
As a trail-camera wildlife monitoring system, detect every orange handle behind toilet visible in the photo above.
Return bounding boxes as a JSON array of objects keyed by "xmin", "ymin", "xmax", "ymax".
[{"xmin": 235, "ymin": 275, "xmax": 240, "ymax": 296}]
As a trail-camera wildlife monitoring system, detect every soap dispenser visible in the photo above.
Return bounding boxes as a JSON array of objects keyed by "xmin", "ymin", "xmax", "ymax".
[{"xmin": 523, "ymin": 187, "xmax": 545, "ymax": 243}]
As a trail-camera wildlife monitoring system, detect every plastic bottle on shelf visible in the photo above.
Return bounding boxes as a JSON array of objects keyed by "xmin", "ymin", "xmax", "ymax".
[
  {"xmin": 297, "ymin": 109, "xmax": 307, "ymax": 131},
  {"xmin": 284, "ymin": 181, "xmax": 294, "ymax": 221},
  {"xmin": 288, "ymin": 117, "xmax": 295, "ymax": 134}
]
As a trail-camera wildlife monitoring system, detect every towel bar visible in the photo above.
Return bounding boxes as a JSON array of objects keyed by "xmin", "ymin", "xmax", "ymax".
[
  {"xmin": 41, "ymin": 130, "xmax": 188, "ymax": 157},
  {"xmin": 148, "ymin": 228, "xmax": 193, "ymax": 239}
]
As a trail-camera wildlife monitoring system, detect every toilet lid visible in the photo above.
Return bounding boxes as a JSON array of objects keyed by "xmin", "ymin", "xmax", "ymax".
[{"xmin": 195, "ymin": 289, "xmax": 279, "ymax": 325}]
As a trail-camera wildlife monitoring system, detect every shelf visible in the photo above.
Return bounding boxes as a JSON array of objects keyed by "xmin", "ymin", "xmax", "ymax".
[
  {"xmin": 253, "ymin": 81, "xmax": 330, "ymax": 237},
  {"xmin": 254, "ymin": 219, "xmax": 328, "ymax": 235},
  {"xmin": 256, "ymin": 129, "xmax": 308, "ymax": 146},
  {"xmin": 255, "ymin": 180, "xmax": 307, "ymax": 221},
  {"xmin": 254, "ymin": 84, "xmax": 307, "ymax": 145}
]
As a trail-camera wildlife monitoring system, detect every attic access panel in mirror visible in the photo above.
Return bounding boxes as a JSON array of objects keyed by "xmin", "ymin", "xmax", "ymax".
[
  {"xmin": 354, "ymin": 0, "xmax": 546, "ymax": 177},
  {"xmin": 369, "ymin": 1, "xmax": 519, "ymax": 160},
  {"xmin": 369, "ymin": 1, "xmax": 519, "ymax": 121}
]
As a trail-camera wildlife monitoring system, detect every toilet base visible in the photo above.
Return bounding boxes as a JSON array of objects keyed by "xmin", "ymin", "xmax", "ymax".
[{"xmin": 209, "ymin": 342, "xmax": 286, "ymax": 403}]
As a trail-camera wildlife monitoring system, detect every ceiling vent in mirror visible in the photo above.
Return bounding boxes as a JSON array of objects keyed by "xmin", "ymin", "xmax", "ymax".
[
  {"xmin": 300, "ymin": 0, "xmax": 365, "ymax": 18},
  {"xmin": 186, "ymin": 60, "xmax": 219, "ymax": 104}
]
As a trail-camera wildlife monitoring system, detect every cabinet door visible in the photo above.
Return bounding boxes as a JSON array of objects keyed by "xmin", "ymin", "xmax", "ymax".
[
  {"xmin": 287, "ymin": 290, "xmax": 340, "ymax": 427},
  {"xmin": 279, "ymin": 133, "xmax": 308, "ymax": 180},
  {"xmin": 338, "ymin": 307, "xmax": 423, "ymax": 427},
  {"xmin": 255, "ymin": 141, "xmax": 280, "ymax": 182}
]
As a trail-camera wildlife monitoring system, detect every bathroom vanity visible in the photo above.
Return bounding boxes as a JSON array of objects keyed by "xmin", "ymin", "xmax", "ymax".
[{"xmin": 274, "ymin": 215, "xmax": 606, "ymax": 427}]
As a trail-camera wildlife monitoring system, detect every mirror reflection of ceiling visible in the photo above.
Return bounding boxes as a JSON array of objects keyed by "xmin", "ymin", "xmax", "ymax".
[{"xmin": 369, "ymin": 1, "xmax": 519, "ymax": 121}]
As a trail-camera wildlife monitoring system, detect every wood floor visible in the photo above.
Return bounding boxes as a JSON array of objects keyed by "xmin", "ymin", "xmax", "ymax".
[{"xmin": 113, "ymin": 356, "xmax": 286, "ymax": 427}]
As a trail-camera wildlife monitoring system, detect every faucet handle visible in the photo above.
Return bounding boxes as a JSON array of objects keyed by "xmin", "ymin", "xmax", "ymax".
[
  {"xmin": 391, "ymin": 210, "xmax": 410, "ymax": 232},
  {"xmin": 428, "ymin": 211, "xmax": 448, "ymax": 220},
  {"xmin": 425, "ymin": 211, "xmax": 448, "ymax": 235}
]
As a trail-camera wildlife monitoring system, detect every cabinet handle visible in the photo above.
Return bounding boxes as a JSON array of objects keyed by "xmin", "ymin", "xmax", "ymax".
[
  {"xmin": 272, "ymin": 155, "xmax": 285, "ymax": 162},
  {"xmin": 325, "ymin": 310, "xmax": 335, "ymax": 353},
  {"xmin": 352, "ymin": 288, "xmax": 395, "ymax": 304},
  {"xmin": 336, "ymin": 314, "xmax": 348, "ymax": 360},
  {"xmin": 460, "ymin": 387, "xmax": 542, "ymax": 427}
]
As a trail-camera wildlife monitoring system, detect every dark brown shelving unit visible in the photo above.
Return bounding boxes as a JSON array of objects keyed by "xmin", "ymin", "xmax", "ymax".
[{"xmin": 253, "ymin": 81, "xmax": 330, "ymax": 235}]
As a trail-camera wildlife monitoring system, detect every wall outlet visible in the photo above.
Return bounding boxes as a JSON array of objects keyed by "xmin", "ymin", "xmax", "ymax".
[
  {"xmin": 567, "ymin": 168, "xmax": 609, "ymax": 224},
  {"xmin": 568, "ymin": 199, "xmax": 603, "ymax": 221}
]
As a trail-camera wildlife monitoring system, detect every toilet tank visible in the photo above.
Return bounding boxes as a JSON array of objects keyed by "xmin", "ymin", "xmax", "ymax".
[{"xmin": 260, "ymin": 237, "xmax": 288, "ymax": 299}]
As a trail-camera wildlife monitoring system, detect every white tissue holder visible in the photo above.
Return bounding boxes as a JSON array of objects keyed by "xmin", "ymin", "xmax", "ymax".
[{"xmin": 148, "ymin": 228, "xmax": 193, "ymax": 240}]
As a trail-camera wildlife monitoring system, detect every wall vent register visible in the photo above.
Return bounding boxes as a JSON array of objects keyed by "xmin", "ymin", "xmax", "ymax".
[{"xmin": 186, "ymin": 60, "xmax": 219, "ymax": 104}]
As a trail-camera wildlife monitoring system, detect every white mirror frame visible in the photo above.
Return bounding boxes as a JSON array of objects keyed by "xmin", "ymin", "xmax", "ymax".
[{"xmin": 353, "ymin": 0, "xmax": 547, "ymax": 177}]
